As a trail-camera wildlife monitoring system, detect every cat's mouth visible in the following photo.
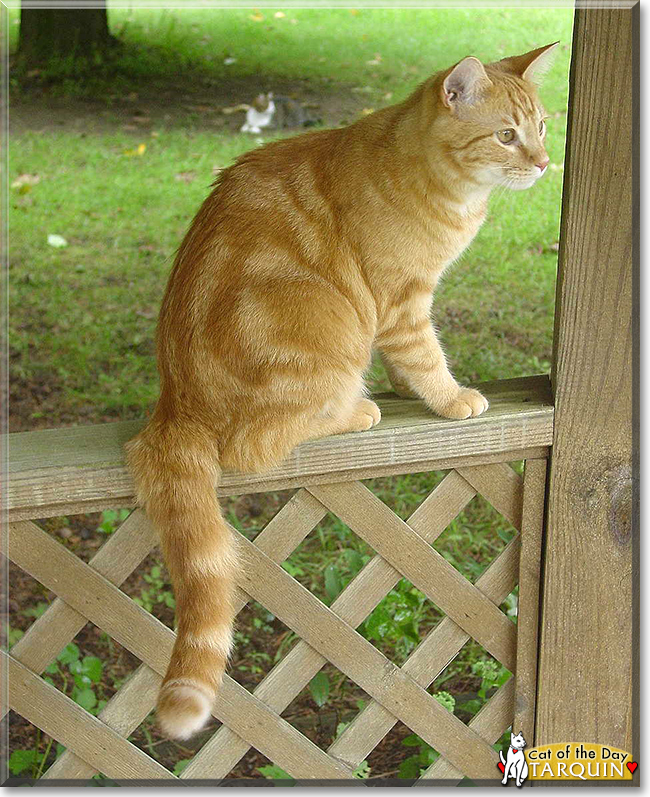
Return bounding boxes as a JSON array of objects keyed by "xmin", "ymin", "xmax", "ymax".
[{"xmin": 506, "ymin": 172, "xmax": 542, "ymax": 191}]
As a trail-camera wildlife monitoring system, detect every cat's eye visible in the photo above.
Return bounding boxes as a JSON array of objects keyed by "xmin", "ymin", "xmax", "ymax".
[
  {"xmin": 539, "ymin": 119, "xmax": 546, "ymax": 136},
  {"xmin": 496, "ymin": 128, "xmax": 516, "ymax": 144}
]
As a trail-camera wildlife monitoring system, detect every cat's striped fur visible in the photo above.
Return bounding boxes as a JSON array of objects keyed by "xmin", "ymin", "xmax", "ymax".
[{"xmin": 126, "ymin": 43, "xmax": 558, "ymax": 740}]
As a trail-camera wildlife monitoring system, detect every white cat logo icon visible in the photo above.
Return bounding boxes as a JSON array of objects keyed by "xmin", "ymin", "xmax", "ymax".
[{"xmin": 499, "ymin": 731, "xmax": 529, "ymax": 787}]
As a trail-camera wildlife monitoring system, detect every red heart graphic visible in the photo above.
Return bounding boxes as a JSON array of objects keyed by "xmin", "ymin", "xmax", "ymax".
[
  {"xmin": 497, "ymin": 762, "xmax": 505, "ymax": 773},
  {"xmin": 627, "ymin": 762, "xmax": 638, "ymax": 774}
]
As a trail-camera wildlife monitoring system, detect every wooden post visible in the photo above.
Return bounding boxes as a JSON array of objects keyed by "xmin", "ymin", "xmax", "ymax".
[{"xmin": 536, "ymin": 4, "xmax": 637, "ymax": 756}]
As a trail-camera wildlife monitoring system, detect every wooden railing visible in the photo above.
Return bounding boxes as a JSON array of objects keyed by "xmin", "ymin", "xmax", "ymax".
[{"xmin": 3, "ymin": 375, "xmax": 553, "ymax": 783}]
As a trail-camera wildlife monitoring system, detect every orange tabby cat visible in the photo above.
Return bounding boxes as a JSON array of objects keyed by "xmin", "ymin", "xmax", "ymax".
[{"xmin": 126, "ymin": 43, "xmax": 558, "ymax": 740}]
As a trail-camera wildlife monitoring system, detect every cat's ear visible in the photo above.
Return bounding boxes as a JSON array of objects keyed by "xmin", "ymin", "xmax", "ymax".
[
  {"xmin": 441, "ymin": 57, "xmax": 492, "ymax": 108},
  {"xmin": 497, "ymin": 42, "xmax": 559, "ymax": 85}
]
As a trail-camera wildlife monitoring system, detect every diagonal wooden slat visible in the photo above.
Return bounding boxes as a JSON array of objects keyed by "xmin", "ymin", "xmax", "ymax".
[
  {"xmin": 456, "ymin": 463, "xmax": 523, "ymax": 530},
  {"xmin": 6, "ymin": 521, "xmax": 358, "ymax": 780},
  {"xmin": 42, "ymin": 666, "xmax": 163, "ymax": 780},
  {"xmin": 5, "ymin": 509, "xmax": 155, "ymax": 679},
  {"xmin": 183, "ymin": 471, "xmax": 477, "ymax": 779},
  {"xmin": 44, "ymin": 488, "xmax": 328, "ymax": 780},
  {"xmin": 416, "ymin": 677, "xmax": 516, "ymax": 785},
  {"xmin": 328, "ymin": 535, "xmax": 520, "ymax": 769},
  {"xmin": 308, "ymin": 481, "xmax": 516, "ymax": 669},
  {"xmin": 5, "ymin": 454, "xmax": 541, "ymax": 783},
  {"xmin": 4, "ymin": 653, "xmax": 172, "ymax": 781}
]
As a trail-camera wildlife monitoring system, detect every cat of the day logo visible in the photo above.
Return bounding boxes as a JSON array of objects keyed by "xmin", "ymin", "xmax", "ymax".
[{"xmin": 497, "ymin": 735, "xmax": 638, "ymax": 785}]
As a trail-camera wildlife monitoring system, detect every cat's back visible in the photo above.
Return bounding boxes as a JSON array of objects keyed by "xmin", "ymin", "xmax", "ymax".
[{"xmin": 217, "ymin": 127, "xmax": 344, "ymax": 213}]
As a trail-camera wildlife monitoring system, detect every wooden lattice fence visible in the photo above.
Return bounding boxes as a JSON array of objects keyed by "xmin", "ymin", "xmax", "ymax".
[{"xmin": 4, "ymin": 377, "xmax": 552, "ymax": 783}]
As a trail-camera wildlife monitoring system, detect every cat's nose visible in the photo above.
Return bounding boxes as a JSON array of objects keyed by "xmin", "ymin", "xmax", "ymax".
[{"xmin": 536, "ymin": 157, "xmax": 550, "ymax": 173}]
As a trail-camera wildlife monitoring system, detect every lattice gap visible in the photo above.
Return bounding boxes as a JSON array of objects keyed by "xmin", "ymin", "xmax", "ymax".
[
  {"xmin": 363, "ymin": 471, "xmax": 448, "ymax": 521},
  {"xmin": 281, "ymin": 666, "xmax": 369, "ymax": 743}
]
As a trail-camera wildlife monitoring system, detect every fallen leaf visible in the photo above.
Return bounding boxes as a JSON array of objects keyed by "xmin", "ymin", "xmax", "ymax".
[
  {"xmin": 366, "ymin": 53, "xmax": 382, "ymax": 66},
  {"xmin": 132, "ymin": 116, "xmax": 151, "ymax": 125},
  {"xmin": 47, "ymin": 234, "xmax": 68, "ymax": 248},
  {"xmin": 383, "ymin": 92, "xmax": 393, "ymax": 100},
  {"xmin": 223, "ymin": 56, "xmax": 237, "ymax": 65},
  {"xmin": 361, "ymin": 108, "xmax": 375, "ymax": 116},
  {"xmin": 174, "ymin": 171, "xmax": 197, "ymax": 183},
  {"xmin": 274, "ymin": 11, "xmax": 285, "ymax": 18},
  {"xmin": 250, "ymin": 11, "xmax": 264, "ymax": 21},
  {"xmin": 123, "ymin": 143, "xmax": 147, "ymax": 157},
  {"xmin": 349, "ymin": 8, "xmax": 359, "ymax": 15},
  {"xmin": 12, "ymin": 173, "xmax": 40, "ymax": 189}
]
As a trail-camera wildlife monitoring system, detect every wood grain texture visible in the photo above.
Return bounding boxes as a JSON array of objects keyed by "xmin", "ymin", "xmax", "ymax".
[
  {"xmin": 5, "ymin": 375, "xmax": 552, "ymax": 520},
  {"xmin": 537, "ymin": 6, "xmax": 636, "ymax": 752},
  {"xmin": 235, "ymin": 530, "xmax": 501, "ymax": 779},
  {"xmin": 417, "ymin": 678, "xmax": 516, "ymax": 785},
  {"xmin": 513, "ymin": 459, "xmax": 546, "ymax": 744}
]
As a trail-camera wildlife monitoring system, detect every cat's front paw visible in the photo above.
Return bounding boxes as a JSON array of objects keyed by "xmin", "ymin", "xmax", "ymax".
[
  {"xmin": 348, "ymin": 398, "xmax": 382, "ymax": 431},
  {"xmin": 437, "ymin": 387, "xmax": 489, "ymax": 420}
]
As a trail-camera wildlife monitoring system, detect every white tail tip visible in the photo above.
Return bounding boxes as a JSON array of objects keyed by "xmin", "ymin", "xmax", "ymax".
[{"xmin": 157, "ymin": 683, "xmax": 213, "ymax": 740}]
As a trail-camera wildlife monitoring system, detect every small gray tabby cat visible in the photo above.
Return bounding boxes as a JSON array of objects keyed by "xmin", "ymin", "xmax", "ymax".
[{"xmin": 240, "ymin": 92, "xmax": 317, "ymax": 133}]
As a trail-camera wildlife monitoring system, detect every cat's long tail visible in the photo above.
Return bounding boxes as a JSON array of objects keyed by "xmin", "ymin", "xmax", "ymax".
[{"xmin": 125, "ymin": 417, "xmax": 238, "ymax": 740}]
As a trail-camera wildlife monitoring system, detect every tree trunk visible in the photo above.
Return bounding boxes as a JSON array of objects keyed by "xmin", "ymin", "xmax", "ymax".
[{"xmin": 17, "ymin": 4, "xmax": 114, "ymax": 68}]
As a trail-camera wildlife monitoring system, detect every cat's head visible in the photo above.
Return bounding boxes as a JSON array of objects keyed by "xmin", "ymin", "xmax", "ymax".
[
  {"xmin": 252, "ymin": 92, "xmax": 273, "ymax": 112},
  {"xmin": 510, "ymin": 731, "xmax": 526, "ymax": 749},
  {"xmin": 433, "ymin": 43, "xmax": 559, "ymax": 191}
]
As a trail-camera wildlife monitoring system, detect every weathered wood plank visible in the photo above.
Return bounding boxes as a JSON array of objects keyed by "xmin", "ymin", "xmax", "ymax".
[
  {"xmin": 456, "ymin": 463, "xmax": 523, "ymax": 530},
  {"xmin": 235, "ymin": 530, "xmax": 501, "ymax": 779},
  {"xmin": 43, "ymin": 666, "xmax": 163, "ymax": 781},
  {"xmin": 537, "ymin": 6, "xmax": 635, "ymax": 752},
  {"xmin": 5, "ymin": 375, "xmax": 552, "ymax": 520},
  {"xmin": 514, "ymin": 459, "xmax": 547, "ymax": 744}
]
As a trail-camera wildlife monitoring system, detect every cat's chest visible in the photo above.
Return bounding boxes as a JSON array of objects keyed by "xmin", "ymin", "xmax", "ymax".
[{"xmin": 374, "ymin": 202, "xmax": 486, "ymax": 276}]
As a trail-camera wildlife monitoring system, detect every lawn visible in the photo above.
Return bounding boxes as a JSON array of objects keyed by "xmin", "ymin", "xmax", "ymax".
[{"xmin": 7, "ymin": 6, "xmax": 574, "ymax": 782}]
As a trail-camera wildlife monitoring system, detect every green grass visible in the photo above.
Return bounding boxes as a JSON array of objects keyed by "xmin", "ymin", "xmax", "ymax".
[
  {"xmin": 8, "ymin": 8, "xmax": 573, "ymax": 778},
  {"xmin": 9, "ymin": 7, "xmax": 572, "ymax": 98}
]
